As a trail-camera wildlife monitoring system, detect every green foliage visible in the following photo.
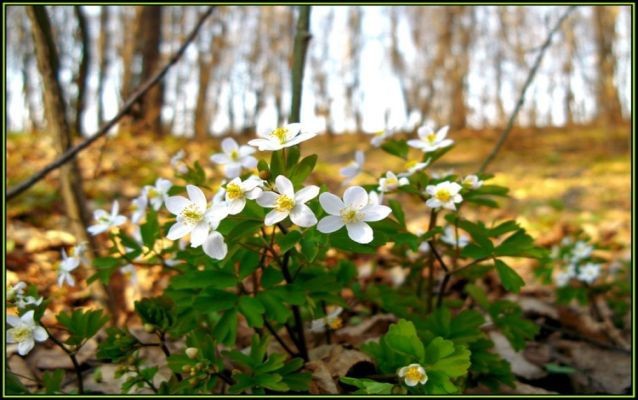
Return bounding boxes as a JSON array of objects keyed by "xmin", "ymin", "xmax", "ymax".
[
  {"xmin": 494, "ymin": 259, "xmax": 525, "ymax": 293},
  {"xmin": 42, "ymin": 369, "xmax": 65, "ymax": 394},
  {"xmin": 96, "ymin": 328, "xmax": 139, "ymax": 362},
  {"xmin": 56, "ymin": 309, "xmax": 109, "ymax": 346},
  {"xmin": 340, "ymin": 377, "xmax": 395, "ymax": 394},
  {"xmin": 135, "ymin": 296, "xmax": 176, "ymax": 332},
  {"xmin": 381, "ymin": 139, "xmax": 409, "ymax": 159},
  {"xmin": 224, "ymin": 335, "xmax": 310, "ymax": 394}
]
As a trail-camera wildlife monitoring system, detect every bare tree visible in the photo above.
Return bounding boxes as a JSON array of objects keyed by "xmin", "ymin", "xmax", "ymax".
[
  {"xmin": 97, "ymin": 6, "xmax": 112, "ymax": 127},
  {"xmin": 593, "ymin": 6, "xmax": 623, "ymax": 125},
  {"xmin": 73, "ymin": 5, "xmax": 90, "ymax": 137}
]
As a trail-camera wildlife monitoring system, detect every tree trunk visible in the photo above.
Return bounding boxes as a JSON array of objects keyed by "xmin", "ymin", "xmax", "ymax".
[
  {"xmin": 593, "ymin": 6, "xmax": 623, "ymax": 126},
  {"xmin": 132, "ymin": 6, "xmax": 164, "ymax": 136},
  {"xmin": 193, "ymin": 49, "xmax": 212, "ymax": 139},
  {"xmin": 27, "ymin": 6, "xmax": 110, "ymax": 309},
  {"xmin": 73, "ymin": 5, "xmax": 90, "ymax": 137},
  {"xmin": 97, "ymin": 6, "xmax": 111, "ymax": 127}
]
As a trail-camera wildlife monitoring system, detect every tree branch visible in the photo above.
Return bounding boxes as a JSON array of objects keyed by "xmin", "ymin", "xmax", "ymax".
[
  {"xmin": 7, "ymin": 6, "xmax": 216, "ymax": 201},
  {"xmin": 478, "ymin": 6, "xmax": 575, "ymax": 173}
]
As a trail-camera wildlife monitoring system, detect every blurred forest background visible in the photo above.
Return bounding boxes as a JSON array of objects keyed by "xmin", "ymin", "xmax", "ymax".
[{"xmin": 6, "ymin": 5, "xmax": 631, "ymax": 137}]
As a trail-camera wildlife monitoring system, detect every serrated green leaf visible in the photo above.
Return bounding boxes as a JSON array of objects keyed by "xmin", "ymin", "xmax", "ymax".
[
  {"xmin": 238, "ymin": 296, "xmax": 265, "ymax": 328},
  {"xmin": 277, "ymin": 230, "xmax": 302, "ymax": 253},
  {"xmin": 495, "ymin": 259, "xmax": 525, "ymax": 293}
]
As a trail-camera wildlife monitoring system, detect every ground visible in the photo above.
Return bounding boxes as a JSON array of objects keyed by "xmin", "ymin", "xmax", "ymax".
[{"xmin": 5, "ymin": 123, "xmax": 632, "ymax": 394}]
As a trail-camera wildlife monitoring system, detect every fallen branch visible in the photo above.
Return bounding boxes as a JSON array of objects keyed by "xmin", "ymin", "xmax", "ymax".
[
  {"xmin": 7, "ymin": 6, "xmax": 216, "ymax": 201},
  {"xmin": 478, "ymin": 6, "xmax": 575, "ymax": 173}
]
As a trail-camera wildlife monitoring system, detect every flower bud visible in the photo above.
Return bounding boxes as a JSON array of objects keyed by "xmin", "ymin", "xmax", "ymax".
[
  {"xmin": 185, "ymin": 347, "xmax": 199, "ymax": 360},
  {"xmin": 259, "ymin": 170, "xmax": 271, "ymax": 180},
  {"xmin": 143, "ymin": 323, "xmax": 155, "ymax": 333}
]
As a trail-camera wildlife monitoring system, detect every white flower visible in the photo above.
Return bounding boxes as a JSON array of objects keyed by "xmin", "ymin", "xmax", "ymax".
[
  {"xmin": 210, "ymin": 137, "xmax": 258, "ymax": 178},
  {"xmin": 166, "ymin": 185, "xmax": 216, "ymax": 243},
  {"xmin": 120, "ymin": 264, "xmax": 138, "ymax": 285},
  {"xmin": 578, "ymin": 263, "xmax": 600, "ymax": 284},
  {"xmin": 389, "ymin": 266, "xmax": 410, "ymax": 287},
  {"xmin": 425, "ymin": 181, "xmax": 463, "ymax": 210},
  {"xmin": 7, "ymin": 310, "xmax": 48, "ymax": 356},
  {"xmin": 310, "ymin": 307, "xmax": 343, "ymax": 333},
  {"xmin": 398, "ymin": 159, "xmax": 431, "ymax": 178},
  {"xmin": 144, "ymin": 178, "xmax": 172, "ymax": 211},
  {"xmin": 130, "ymin": 193, "xmax": 148, "ymax": 224},
  {"xmin": 317, "ymin": 186, "xmax": 391, "ymax": 244},
  {"xmin": 407, "ymin": 125, "xmax": 453, "ymax": 152},
  {"xmin": 462, "ymin": 174, "xmax": 483, "ymax": 189},
  {"xmin": 418, "ymin": 241, "xmax": 431, "ymax": 253},
  {"xmin": 70, "ymin": 242, "xmax": 89, "ymax": 265},
  {"xmin": 170, "ymin": 150, "xmax": 188, "ymax": 174},
  {"xmin": 571, "ymin": 241, "xmax": 593, "ymax": 262},
  {"xmin": 554, "ymin": 271, "xmax": 571, "ymax": 287},
  {"xmin": 340, "ymin": 151, "xmax": 365, "ymax": 184},
  {"xmin": 397, "ymin": 363, "xmax": 428, "ymax": 387},
  {"xmin": 441, "ymin": 226, "xmax": 470, "ymax": 248},
  {"xmin": 16, "ymin": 295, "xmax": 43, "ymax": 309},
  {"xmin": 7, "ymin": 282, "xmax": 27, "ymax": 302},
  {"xmin": 257, "ymin": 176, "xmax": 319, "ymax": 228},
  {"xmin": 57, "ymin": 248, "xmax": 80, "ymax": 287},
  {"xmin": 378, "ymin": 171, "xmax": 409, "ymax": 193},
  {"xmin": 430, "ymin": 169, "xmax": 455, "ymax": 179},
  {"xmin": 560, "ymin": 237, "xmax": 573, "ymax": 246},
  {"xmin": 248, "ymin": 123, "xmax": 316, "ymax": 151},
  {"xmin": 88, "ymin": 201, "xmax": 127, "ymax": 236},
  {"xmin": 367, "ymin": 128, "xmax": 395, "ymax": 147},
  {"xmin": 367, "ymin": 190, "xmax": 383, "ymax": 205},
  {"xmin": 224, "ymin": 176, "xmax": 264, "ymax": 215}
]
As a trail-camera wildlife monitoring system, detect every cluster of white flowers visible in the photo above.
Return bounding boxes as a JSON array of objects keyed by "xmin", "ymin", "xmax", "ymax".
[
  {"xmin": 553, "ymin": 239, "xmax": 601, "ymax": 287},
  {"xmin": 57, "ymin": 242, "xmax": 88, "ymax": 288},
  {"xmin": 310, "ymin": 307, "xmax": 343, "ymax": 333},
  {"xmin": 7, "ymin": 282, "xmax": 43, "ymax": 309}
]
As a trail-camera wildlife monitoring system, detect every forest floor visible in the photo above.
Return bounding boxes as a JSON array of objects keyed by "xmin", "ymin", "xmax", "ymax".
[{"xmin": 6, "ymin": 124, "xmax": 632, "ymax": 394}]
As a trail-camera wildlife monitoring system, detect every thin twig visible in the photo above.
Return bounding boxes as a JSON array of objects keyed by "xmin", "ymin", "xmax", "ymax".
[
  {"xmin": 479, "ymin": 6, "xmax": 575, "ymax": 173},
  {"xmin": 7, "ymin": 6, "xmax": 216, "ymax": 200},
  {"xmin": 42, "ymin": 326, "xmax": 84, "ymax": 394}
]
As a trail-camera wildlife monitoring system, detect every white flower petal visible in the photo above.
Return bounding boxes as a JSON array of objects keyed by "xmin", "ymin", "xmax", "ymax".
[
  {"xmin": 264, "ymin": 210, "xmax": 289, "ymax": 226},
  {"xmin": 33, "ymin": 326, "xmax": 48, "ymax": 342},
  {"xmin": 210, "ymin": 153, "xmax": 230, "ymax": 164},
  {"xmin": 344, "ymin": 186, "xmax": 368, "ymax": 209},
  {"xmin": 224, "ymin": 163, "xmax": 242, "ymax": 179},
  {"xmin": 227, "ymin": 198, "xmax": 246, "ymax": 215},
  {"xmin": 165, "ymin": 196, "xmax": 190, "ymax": 215},
  {"xmin": 167, "ymin": 222, "xmax": 192, "ymax": 240},
  {"xmin": 18, "ymin": 339, "xmax": 35, "ymax": 356},
  {"xmin": 221, "ymin": 137, "xmax": 238, "ymax": 154},
  {"xmin": 190, "ymin": 222, "xmax": 210, "ymax": 247},
  {"xmin": 426, "ymin": 198, "xmax": 441, "ymax": 209},
  {"xmin": 290, "ymin": 204, "xmax": 317, "ymax": 227},
  {"xmin": 238, "ymin": 145, "xmax": 256, "ymax": 157},
  {"xmin": 319, "ymin": 193, "xmax": 345, "ymax": 215},
  {"xmin": 257, "ymin": 192, "xmax": 278, "ymax": 208},
  {"xmin": 203, "ymin": 232, "xmax": 228, "ymax": 260},
  {"xmin": 240, "ymin": 156, "xmax": 258, "ymax": 168},
  {"xmin": 361, "ymin": 204, "xmax": 392, "ymax": 222},
  {"xmin": 317, "ymin": 216, "xmax": 345, "ymax": 233},
  {"xmin": 7, "ymin": 315, "xmax": 21, "ymax": 328},
  {"xmin": 346, "ymin": 222, "xmax": 373, "ymax": 244},
  {"xmin": 187, "ymin": 185, "xmax": 207, "ymax": 210},
  {"xmin": 275, "ymin": 176, "xmax": 295, "ymax": 198},
  {"xmin": 295, "ymin": 186, "xmax": 319, "ymax": 204}
]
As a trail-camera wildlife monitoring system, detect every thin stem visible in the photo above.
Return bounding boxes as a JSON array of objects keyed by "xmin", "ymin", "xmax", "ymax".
[
  {"xmin": 425, "ymin": 209, "xmax": 438, "ymax": 312},
  {"xmin": 158, "ymin": 331, "xmax": 183, "ymax": 382},
  {"xmin": 133, "ymin": 363, "xmax": 158, "ymax": 393},
  {"xmin": 43, "ymin": 326, "xmax": 84, "ymax": 394},
  {"xmin": 263, "ymin": 320, "xmax": 297, "ymax": 357}
]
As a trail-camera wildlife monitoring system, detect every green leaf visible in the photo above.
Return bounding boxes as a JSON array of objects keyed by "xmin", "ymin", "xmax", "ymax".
[
  {"xmin": 239, "ymin": 296, "xmax": 265, "ymax": 328},
  {"xmin": 94, "ymin": 256, "xmax": 119, "ymax": 268},
  {"xmin": 258, "ymin": 292, "xmax": 292, "ymax": 323},
  {"xmin": 213, "ymin": 309, "xmax": 238, "ymax": 346},
  {"xmin": 289, "ymin": 154, "xmax": 317, "ymax": 186},
  {"xmin": 270, "ymin": 151, "xmax": 285, "ymax": 177},
  {"xmin": 545, "ymin": 363, "xmax": 577, "ymax": 374},
  {"xmin": 340, "ymin": 377, "xmax": 395, "ymax": 394},
  {"xmin": 141, "ymin": 208, "xmax": 159, "ymax": 249},
  {"xmin": 381, "ymin": 139, "xmax": 409, "ymax": 159},
  {"xmin": 56, "ymin": 309, "xmax": 109, "ymax": 346},
  {"xmin": 277, "ymin": 230, "xmax": 302, "ymax": 253},
  {"xmin": 119, "ymin": 232, "xmax": 142, "ymax": 252},
  {"xmin": 460, "ymin": 243, "xmax": 493, "ymax": 259},
  {"xmin": 135, "ymin": 296, "xmax": 176, "ymax": 331},
  {"xmin": 489, "ymin": 300, "xmax": 539, "ymax": 351},
  {"xmin": 257, "ymin": 159, "xmax": 269, "ymax": 173},
  {"xmin": 494, "ymin": 229, "xmax": 545, "ymax": 258},
  {"xmin": 465, "ymin": 284, "xmax": 489, "ymax": 309},
  {"xmin": 494, "ymin": 259, "xmax": 525, "ymax": 293},
  {"xmin": 468, "ymin": 338, "xmax": 515, "ymax": 391},
  {"xmin": 6, "ymin": 371, "xmax": 29, "ymax": 394},
  {"xmin": 362, "ymin": 319, "xmax": 424, "ymax": 372},
  {"xmin": 421, "ymin": 308, "xmax": 485, "ymax": 345},
  {"xmin": 388, "ymin": 199, "xmax": 406, "ymax": 227},
  {"xmin": 43, "ymin": 370, "xmax": 64, "ymax": 394},
  {"xmin": 286, "ymin": 145, "xmax": 300, "ymax": 169},
  {"xmin": 170, "ymin": 269, "xmax": 237, "ymax": 290},
  {"xmin": 489, "ymin": 220, "xmax": 521, "ymax": 237},
  {"xmin": 193, "ymin": 289, "xmax": 238, "ymax": 313},
  {"xmin": 96, "ymin": 328, "xmax": 139, "ymax": 362}
]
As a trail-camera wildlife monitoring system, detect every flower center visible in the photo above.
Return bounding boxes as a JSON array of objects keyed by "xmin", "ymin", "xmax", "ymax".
[
  {"xmin": 386, "ymin": 177, "xmax": 398, "ymax": 186},
  {"xmin": 226, "ymin": 183, "xmax": 243, "ymax": 200},
  {"xmin": 374, "ymin": 130, "xmax": 385, "ymax": 137},
  {"xmin": 180, "ymin": 203, "xmax": 204, "ymax": 225},
  {"xmin": 11, "ymin": 326, "xmax": 32, "ymax": 342},
  {"xmin": 328, "ymin": 317, "xmax": 343, "ymax": 330},
  {"xmin": 435, "ymin": 189, "xmax": 452, "ymax": 203},
  {"xmin": 275, "ymin": 195, "xmax": 295, "ymax": 212},
  {"xmin": 340, "ymin": 207, "xmax": 361, "ymax": 224},
  {"xmin": 271, "ymin": 128, "xmax": 289, "ymax": 144},
  {"xmin": 426, "ymin": 132, "xmax": 437, "ymax": 144},
  {"xmin": 405, "ymin": 160, "xmax": 418, "ymax": 170},
  {"xmin": 405, "ymin": 366, "xmax": 424, "ymax": 382},
  {"xmin": 149, "ymin": 187, "xmax": 162, "ymax": 199},
  {"xmin": 98, "ymin": 215, "xmax": 111, "ymax": 224},
  {"xmin": 230, "ymin": 149, "xmax": 239, "ymax": 161}
]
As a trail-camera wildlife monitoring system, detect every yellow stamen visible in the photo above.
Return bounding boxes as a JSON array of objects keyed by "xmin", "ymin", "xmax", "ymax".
[
  {"xmin": 10, "ymin": 326, "xmax": 32, "ymax": 342},
  {"xmin": 275, "ymin": 195, "xmax": 295, "ymax": 212},
  {"xmin": 147, "ymin": 187, "xmax": 160, "ymax": 199},
  {"xmin": 404, "ymin": 366, "xmax": 424, "ymax": 382},
  {"xmin": 271, "ymin": 127, "xmax": 289, "ymax": 144},
  {"xmin": 435, "ymin": 189, "xmax": 451, "ymax": 203},
  {"xmin": 405, "ymin": 160, "xmax": 418, "ymax": 170},
  {"xmin": 328, "ymin": 317, "xmax": 343, "ymax": 330},
  {"xmin": 230, "ymin": 149, "xmax": 239, "ymax": 161},
  {"xmin": 340, "ymin": 208, "xmax": 360, "ymax": 224},
  {"xmin": 426, "ymin": 132, "xmax": 437, "ymax": 143},
  {"xmin": 226, "ymin": 183, "xmax": 243, "ymax": 200},
  {"xmin": 180, "ymin": 203, "xmax": 204, "ymax": 225}
]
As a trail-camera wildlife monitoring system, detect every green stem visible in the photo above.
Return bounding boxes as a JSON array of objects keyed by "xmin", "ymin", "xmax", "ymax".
[{"xmin": 43, "ymin": 326, "xmax": 84, "ymax": 394}]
